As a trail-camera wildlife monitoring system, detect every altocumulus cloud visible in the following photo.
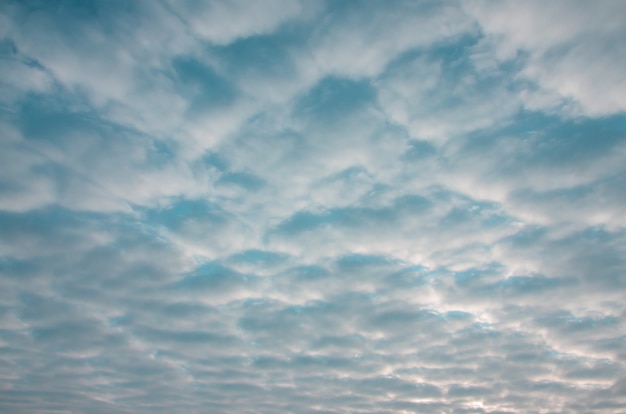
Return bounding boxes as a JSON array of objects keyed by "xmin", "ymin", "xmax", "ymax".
[{"xmin": 1, "ymin": 1, "xmax": 626, "ymax": 413}]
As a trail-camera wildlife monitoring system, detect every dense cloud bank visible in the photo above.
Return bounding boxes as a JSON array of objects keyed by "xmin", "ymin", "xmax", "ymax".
[{"xmin": 1, "ymin": 1, "xmax": 626, "ymax": 413}]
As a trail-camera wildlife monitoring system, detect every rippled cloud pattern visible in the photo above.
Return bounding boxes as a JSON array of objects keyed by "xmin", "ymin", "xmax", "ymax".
[{"xmin": 1, "ymin": 1, "xmax": 626, "ymax": 413}]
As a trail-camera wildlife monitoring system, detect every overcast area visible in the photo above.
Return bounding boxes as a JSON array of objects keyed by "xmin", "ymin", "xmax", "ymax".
[{"xmin": 1, "ymin": 1, "xmax": 626, "ymax": 413}]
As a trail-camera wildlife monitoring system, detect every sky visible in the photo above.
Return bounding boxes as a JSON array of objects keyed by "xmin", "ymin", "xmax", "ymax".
[{"xmin": 1, "ymin": 0, "xmax": 626, "ymax": 413}]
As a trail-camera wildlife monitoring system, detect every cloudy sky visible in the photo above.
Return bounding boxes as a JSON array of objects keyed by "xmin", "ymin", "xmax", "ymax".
[{"xmin": 1, "ymin": 1, "xmax": 626, "ymax": 413}]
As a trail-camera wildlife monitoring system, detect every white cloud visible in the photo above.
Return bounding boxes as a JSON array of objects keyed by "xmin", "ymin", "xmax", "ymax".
[
  {"xmin": 465, "ymin": 0, "xmax": 626, "ymax": 116},
  {"xmin": 173, "ymin": 0, "xmax": 311, "ymax": 46},
  {"xmin": 375, "ymin": 54, "xmax": 521, "ymax": 142},
  {"xmin": 309, "ymin": 2, "xmax": 474, "ymax": 79}
]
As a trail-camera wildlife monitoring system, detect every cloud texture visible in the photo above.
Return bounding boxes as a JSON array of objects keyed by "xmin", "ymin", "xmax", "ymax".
[{"xmin": 1, "ymin": 1, "xmax": 626, "ymax": 413}]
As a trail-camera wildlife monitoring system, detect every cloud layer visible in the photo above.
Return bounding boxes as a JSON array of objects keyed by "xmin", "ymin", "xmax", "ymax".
[{"xmin": 1, "ymin": 1, "xmax": 626, "ymax": 413}]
